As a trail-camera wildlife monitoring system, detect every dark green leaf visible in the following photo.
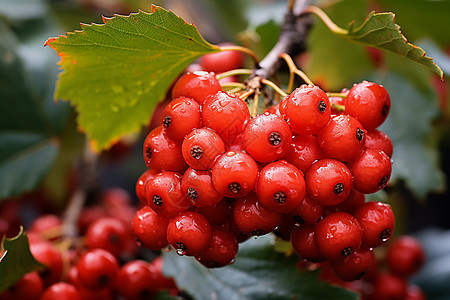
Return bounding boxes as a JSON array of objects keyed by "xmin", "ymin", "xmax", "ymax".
[{"xmin": 163, "ymin": 234, "xmax": 358, "ymax": 300}]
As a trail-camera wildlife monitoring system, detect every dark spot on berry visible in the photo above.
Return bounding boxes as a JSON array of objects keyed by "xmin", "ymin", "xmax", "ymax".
[
  {"xmin": 146, "ymin": 147, "xmax": 152, "ymax": 160},
  {"xmin": 39, "ymin": 268, "xmax": 51, "ymax": 280},
  {"xmin": 274, "ymin": 191, "xmax": 286, "ymax": 204},
  {"xmin": 341, "ymin": 247, "xmax": 353, "ymax": 257},
  {"xmin": 379, "ymin": 176, "xmax": 388, "ymax": 188},
  {"xmin": 228, "ymin": 182, "xmax": 241, "ymax": 194},
  {"xmin": 269, "ymin": 132, "xmax": 282, "ymax": 146},
  {"xmin": 163, "ymin": 115, "xmax": 172, "ymax": 127},
  {"xmin": 382, "ymin": 105, "xmax": 389, "ymax": 116},
  {"xmin": 318, "ymin": 100, "xmax": 327, "ymax": 112},
  {"xmin": 153, "ymin": 195, "xmax": 163, "ymax": 206},
  {"xmin": 109, "ymin": 234, "xmax": 120, "ymax": 245},
  {"xmin": 356, "ymin": 128, "xmax": 364, "ymax": 141},
  {"xmin": 379, "ymin": 228, "xmax": 392, "ymax": 242},
  {"xmin": 176, "ymin": 242, "xmax": 186, "ymax": 250},
  {"xmin": 250, "ymin": 229, "xmax": 266, "ymax": 236},
  {"xmin": 293, "ymin": 216, "xmax": 305, "ymax": 225},
  {"xmin": 98, "ymin": 274, "xmax": 109, "ymax": 287},
  {"xmin": 334, "ymin": 183, "xmax": 344, "ymax": 194},
  {"xmin": 187, "ymin": 187, "xmax": 198, "ymax": 200},
  {"xmin": 190, "ymin": 145, "xmax": 203, "ymax": 159}
]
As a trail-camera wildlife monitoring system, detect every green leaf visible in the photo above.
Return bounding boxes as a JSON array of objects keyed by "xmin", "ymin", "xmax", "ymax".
[
  {"xmin": 163, "ymin": 234, "xmax": 358, "ymax": 300},
  {"xmin": 45, "ymin": 6, "xmax": 219, "ymax": 151},
  {"xmin": 309, "ymin": 6, "xmax": 443, "ymax": 78},
  {"xmin": 0, "ymin": 229, "xmax": 44, "ymax": 293}
]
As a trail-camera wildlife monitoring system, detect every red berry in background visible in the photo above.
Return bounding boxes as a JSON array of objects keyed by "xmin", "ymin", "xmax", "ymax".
[
  {"xmin": 77, "ymin": 249, "xmax": 119, "ymax": 290},
  {"xmin": 29, "ymin": 239, "xmax": 63, "ymax": 286},
  {"xmin": 0, "ymin": 271, "xmax": 43, "ymax": 300},
  {"xmin": 181, "ymin": 168, "xmax": 222, "ymax": 207},
  {"xmin": 115, "ymin": 260, "xmax": 158, "ymax": 300},
  {"xmin": 77, "ymin": 206, "xmax": 107, "ymax": 235},
  {"xmin": 132, "ymin": 206, "xmax": 169, "ymax": 250},
  {"xmin": 273, "ymin": 215, "xmax": 296, "ymax": 241},
  {"xmin": 242, "ymin": 112, "xmax": 292, "ymax": 162},
  {"xmin": 146, "ymin": 171, "xmax": 190, "ymax": 219},
  {"xmin": 101, "ymin": 188, "xmax": 135, "ymax": 225},
  {"xmin": 365, "ymin": 128, "xmax": 393, "ymax": 157},
  {"xmin": 345, "ymin": 81, "xmax": 391, "ymax": 129},
  {"xmin": 167, "ymin": 211, "xmax": 212, "ymax": 256},
  {"xmin": 371, "ymin": 273, "xmax": 408, "ymax": 300},
  {"xmin": 405, "ymin": 285, "xmax": 427, "ymax": 300},
  {"xmin": 195, "ymin": 226, "xmax": 239, "ymax": 268},
  {"xmin": 281, "ymin": 85, "xmax": 331, "ymax": 135},
  {"xmin": 149, "ymin": 256, "xmax": 177, "ymax": 291},
  {"xmin": 386, "ymin": 236, "xmax": 425, "ymax": 278},
  {"xmin": 200, "ymin": 43, "xmax": 244, "ymax": 73},
  {"xmin": 40, "ymin": 282, "xmax": 81, "ymax": 300},
  {"xmin": 330, "ymin": 248, "xmax": 375, "ymax": 281},
  {"xmin": 162, "ymin": 96, "xmax": 202, "ymax": 142},
  {"xmin": 283, "ymin": 134, "xmax": 325, "ymax": 174},
  {"xmin": 202, "ymin": 91, "xmax": 251, "ymax": 146},
  {"xmin": 182, "ymin": 128, "xmax": 226, "ymax": 170},
  {"xmin": 232, "ymin": 192, "xmax": 282, "ymax": 236},
  {"xmin": 135, "ymin": 169, "xmax": 158, "ymax": 204},
  {"xmin": 171, "ymin": 71, "xmax": 222, "ymax": 104},
  {"xmin": 143, "ymin": 126, "xmax": 187, "ymax": 172},
  {"xmin": 315, "ymin": 212, "xmax": 363, "ymax": 260},
  {"xmin": 305, "ymin": 159, "xmax": 353, "ymax": 206},
  {"xmin": 211, "ymin": 151, "xmax": 258, "ymax": 198},
  {"xmin": 354, "ymin": 201, "xmax": 395, "ymax": 248},
  {"xmin": 28, "ymin": 214, "xmax": 62, "ymax": 240},
  {"xmin": 288, "ymin": 193, "xmax": 324, "ymax": 225},
  {"xmin": 317, "ymin": 114, "xmax": 366, "ymax": 162},
  {"xmin": 291, "ymin": 224, "xmax": 326, "ymax": 262},
  {"xmin": 347, "ymin": 148, "xmax": 391, "ymax": 194},
  {"xmin": 256, "ymin": 161, "xmax": 306, "ymax": 214}
]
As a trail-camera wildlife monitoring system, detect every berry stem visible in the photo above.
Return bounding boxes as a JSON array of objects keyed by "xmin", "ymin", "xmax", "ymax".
[
  {"xmin": 330, "ymin": 102, "xmax": 345, "ymax": 113},
  {"xmin": 261, "ymin": 78, "xmax": 288, "ymax": 98},
  {"xmin": 280, "ymin": 52, "xmax": 315, "ymax": 86},
  {"xmin": 303, "ymin": 5, "xmax": 348, "ymax": 35},
  {"xmin": 220, "ymin": 82, "xmax": 247, "ymax": 90},
  {"xmin": 251, "ymin": 89, "xmax": 261, "ymax": 117},
  {"xmin": 216, "ymin": 68, "xmax": 253, "ymax": 80},
  {"xmin": 239, "ymin": 89, "xmax": 255, "ymax": 101},
  {"xmin": 327, "ymin": 92, "xmax": 348, "ymax": 98},
  {"xmin": 219, "ymin": 45, "xmax": 260, "ymax": 64}
]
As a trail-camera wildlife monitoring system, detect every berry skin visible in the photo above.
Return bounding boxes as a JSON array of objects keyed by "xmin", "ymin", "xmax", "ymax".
[
  {"xmin": 386, "ymin": 236, "xmax": 425, "ymax": 278},
  {"xmin": 132, "ymin": 206, "xmax": 169, "ymax": 251},
  {"xmin": 135, "ymin": 169, "xmax": 158, "ymax": 204},
  {"xmin": 345, "ymin": 81, "xmax": 391, "ymax": 129},
  {"xmin": 288, "ymin": 193, "xmax": 324, "ymax": 225},
  {"xmin": 330, "ymin": 248, "xmax": 375, "ymax": 281},
  {"xmin": 195, "ymin": 197, "xmax": 230, "ymax": 226},
  {"xmin": 242, "ymin": 112, "xmax": 292, "ymax": 162},
  {"xmin": 146, "ymin": 171, "xmax": 191, "ymax": 219},
  {"xmin": 167, "ymin": 211, "xmax": 212, "ymax": 256},
  {"xmin": 211, "ymin": 151, "xmax": 258, "ymax": 198},
  {"xmin": 181, "ymin": 168, "xmax": 223, "ymax": 207},
  {"xmin": 347, "ymin": 148, "xmax": 391, "ymax": 194},
  {"xmin": 305, "ymin": 159, "xmax": 353, "ymax": 206},
  {"xmin": 200, "ymin": 43, "xmax": 244, "ymax": 73},
  {"xmin": 314, "ymin": 212, "xmax": 363, "ymax": 260},
  {"xmin": 291, "ymin": 224, "xmax": 326, "ymax": 262},
  {"xmin": 77, "ymin": 249, "xmax": 119, "ymax": 290},
  {"xmin": 182, "ymin": 128, "xmax": 226, "ymax": 170},
  {"xmin": 202, "ymin": 91, "xmax": 251, "ymax": 146},
  {"xmin": 281, "ymin": 85, "xmax": 331, "ymax": 135},
  {"xmin": 233, "ymin": 192, "xmax": 282, "ymax": 236},
  {"xmin": 365, "ymin": 129, "xmax": 393, "ymax": 157},
  {"xmin": 327, "ymin": 189, "xmax": 365, "ymax": 215},
  {"xmin": 256, "ymin": 161, "xmax": 306, "ymax": 214},
  {"xmin": 317, "ymin": 114, "xmax": 366, "ymax": 162},
  {"xmin": 161, "ymin": 96, "xmax": 202, "ymax": 143},
  {"xmin": 171, "ymin": 71, "xmax": 222, "ymax": 104},
  {"xmin": 115, "ymin": 260, "xmax": 158, "ymax": 300},
  {"xmin": 371, "ymin": 273, "xmax": 408, "ymax": 300},
  {"xmin": 283, "ymin": 134, "xmax": 325, "ymax": 174},
  {"xmin": 354, "ymin": 201, "xmax": 395, "ymax": 248},
  {"xmin": 40, "ymin": 282, "xmax": 81, "ymax": 300},
  {"xmin": 195, "ymin": 226, "xmax": 239, "ymax": 268},
  {"xmin": 29, "ymin": 239, "xmax": 63, "ymax": 286},
  {"xmin": 143, "ymin": 126, "xmax": 187, "ymax": 173}
]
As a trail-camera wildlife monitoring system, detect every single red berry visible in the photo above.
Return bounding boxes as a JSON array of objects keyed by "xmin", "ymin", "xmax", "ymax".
[
  {"xmin": 167, "ymin": 211, "xmax": 212, "ymax": 256},
  {"xmin": 317, "ymin": 114, "xmax": 366, "ymax": 162},
  {"xmin": 171, "ymin": 71, "xmax": 222, "ymax": 104},
  {"xmin": 146, "ymin": 171, "xmax": 191, "ymax": 219},
  {"xmin": 330, "ymin": 248, "xmax": 375, "ymax": 281},
  {"xmin": 0, "ymin": 271, "xmax": 43, "ymax": 300},
  {"xmin": 256, "ymin": 161, "xmax": 306, "ymax": 214},
  {"xmin": 232, "ymin": 192, "xmax": 282, "ymax": 236},
  {"xmin": 200, "ymin": 43, "xmax": 244, "ymax": 73},
  {"xmin": 242, "ymin": 112, "xmax": 292, "ymax": 162},
  {"xmin": 202, "ymin": 91, "xmax": 250, "ymax": 145},
  {"xmin": 40, "ymin": 282, "xmax": 80, "ymax": 300},
  {"xmin": 132, "ymin": 206, "xmax": 169, "ymax": 251},
  {"xmin": 371, "ymin": 273, "xmax": 408, "ymax": 300},
  {"xmin": 77, "ymin": 206, "xmax": 107, "ymax": 235},
  {"xmin": 386, "ymin": 236, "xmax": 425, "ymax": 278},
  {"xmin": 77, "ymin": 249, "xmax": 119, "ymax": 290},
  {"xmin": 327, "ymin": 189, "xmax": 365, "ymax": 215},
  {"xmin": 181, "ymin": 127, "xmax": 226, "ymax": 170},
  {"xmin": 29, "ymin": 239, "xmax": 63, "ymax": 286},
  {"xmin": 288, "ymin": 193, "xmax": 324, "ymax": 225},
  {"xmin": 161, "ymin": 96, "xmax": 202, "ymax": 142},
  {"xmin": 67, "ymin": 266, "xmax": 112, "ymax": 300},
  {"xmin": 28, "ymin": 214, "xmax": 61, "ymax": 237},
  {"xmin": 354, "ymin": 201, "xmax": 395, "ymax": 248},
  {"xmin": 365, "ymin": 129, "xmax": 393, "ymax": 157},
  {"xmin": 283, "ymin": 134, "xmax": 325, "ymax": 174},
  {"xmin": 345, "ymin": 81, "xmax": 391, "ymax": 129},
  {"xmin": 195, "ymin": 226, "xmax": 239, "ymax": 268},
  {"xmin": 347, "ymin": 148, "xmax": 392, "ymax": 194},
  {"xmin": 115, "ymin": 260, "xmax": 158, "ymax": 300},
  {"xmin": 143, "ymin": 126, "xmax": 187, "ymax": 172},
  {"xmin": 314, "ymin": 212, "xmax": 363, "ymax": 260},
  {"xmin": 282, "ymin": 85, "xmax": 331, "ymax": 135},
  {"xmin": 135, "ymin": 169, "xmax": 158, "ymax": 204},
  {"xmin": 291, "ymin": 224, "xmax": 326, "ymax": 262},
  {"xmin": 181, "ymin": 168, "xmax": 223, "ymax": 207},
  {"xmin": 211, "ymin": 151, "xmax": 258, "ymax": 198},
  {"xmin": 195, "ymin": 197, "xmax": 230, "ymax": 226},
  {"xmin": 305, "ymin": 159, "xmax": 353, "ymax": 206},
  {"xmin": 149, "ymin": 257, "xmax": 177, "ymax": 291}
]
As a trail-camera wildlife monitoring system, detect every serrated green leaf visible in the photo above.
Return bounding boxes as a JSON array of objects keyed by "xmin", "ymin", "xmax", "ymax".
[
  {"xmin": 45, "ymin": 6, "xmax": 220, "ymax": 151},
  {"xmin": 163, "ymin": 234, "xmax": 358, "ymax": 300},
  {"xmin": 0, "ymin": 229, "xmax": 44, "ymax": 293}
]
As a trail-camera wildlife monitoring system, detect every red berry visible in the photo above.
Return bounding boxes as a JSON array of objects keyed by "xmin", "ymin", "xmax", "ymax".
[
  {"xmin": 283, "ymin": 134, "xmax": 325, "ymax": 174},
  {"xmin": 171, "ymin": 71, "xmax": 222, "ymax": 104},
  {"xmin": 330, "ymin": 248, "xmax": 375, "ymax": 281},
  {"xmin": 371, "ymin": 273, "xmax": 408, "ymax": 300},
  {"xmin": 195, "ymin": 197, "xmax": 231, "ymax": 226},
  {"xmin": 77, "ymin": 249, "xmax": 119, "ymax": 290},
  {"xmin": 345, "ymin": 81, "xmax": 391, "ymax": 129},
  {"xmin": 327, "ymin": 189, "xmax": 365, "ymax": 215},
  {"xmin": 288, "ymin": 193, "xmax": 324, "ymax": 225},
  {"xmin": 28, "ymin": 214, "xmax": 62, "ymax": 239},
  {"xmin": 365, "ymin": 128, "xmax": 393, "ymax": 157},
  {"xmin": 115, "ymin": 260, "xmax": 158, "ymax": 300},
  {"xmin": 86, "ymin": 217, "xmax": 132, "ymax": 257},
  {"xmin": 162, "ymin": 96, "xmax": 202, "ymax": 142},
  {"xmin": 386, "ymin": 236, "xmax": 425, "ymax": 278},
  {"xmin": 29, "ymin": 239, "xmax": 63, "ymax": 286},
  {"xmin": 405, "ymin": 285, "xmax": 427, "ymax": 300},
  {"xmin": 181, "ymin": 168, "xmax": 222, "ymax": 207},
  {"xmin": 200, "ymin": 43, "xmax": 244, "ymax": 73},
  {"xmin": 195, "ymin": 226, "xmax": 239, "ymax": 268},
  {"xmin": 0, "ymin": 271, "xmax": 43, "ymax": 300},
  {"xmin": 149, "ymin": 257, "xmax": 177, "ymax": 291},
  {"xmin": 291, "ymin": 224, "xmax": 326, "ymax": 262},
  {"xmin": 132, "ymin": 206, "xmax": 169, "ymax": 251},
  {"xmin": 40, "ymin": 282, "xmax": 80, "ymax": 300},
  {"xmin": 135, "ymin": 169, "xmax": 157, "ymax": 204}
]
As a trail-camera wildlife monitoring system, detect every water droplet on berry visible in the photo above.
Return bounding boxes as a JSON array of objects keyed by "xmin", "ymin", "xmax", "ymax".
[
  {"xmin": 353, "ymin": 257, "xmax": 361, "ymax": 264},
  {"xmin": 176, "ymin": 248, "xmax": 186, "ymax": 256},
  {"xmin": 219, "ymin": 100, "xmax": 228, "ymax": 107},
  {"xmin": 226, "ymin": 151, "xmax": 236, "ymax": 157},
  {"xmin": 137, "ymin": 225, "xmax": 145, "ymax": 234},
  {"xmin": 180, "ymin": 108, "xmax": 186, "ymax": 113},
  {"xmin": 330, "ymin": 225, "xmax": 337, "ymax": 234},
  {"xmin": 211, "ymin": 105, "xmax": 217, "ymax": 111},
  {"xmin": 219, "ymin": 245, "xmax": 228, "ymax": 254},
  {"xmin": 229, "ymin": 258, "xmax": 236, "ymax": 264}
]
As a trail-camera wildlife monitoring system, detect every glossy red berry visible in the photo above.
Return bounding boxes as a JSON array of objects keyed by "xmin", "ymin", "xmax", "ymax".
[
  {"xmin": 182, "ymin": 128, "xmax": 226, "ymax": 170},
  {"xmin": 371, "ymin": 273, "xmax": 408, "ymax": 300},
  {"xmin": 386, "ymin": 236, "xmax": 425, "ymax": 278},
  {"xmin": 171, "ymin": 71, "xmax": 222, "ymax": 104},
  {"xmin": 314, "ymin": 212, "xmax": 363, "ymax": 260},
  {"xmin": 327, "ymin": 189, "xmax": 365, "ymax": 215},
  {"xmin": 167, "ymin": 211, "xmax": 212, "ymax": 256},
  {"xmin": 115, "ymin": 260, "xmax": 158, "ymax": 300},
  {"xmin": 77, "ymin": 249, "xmax": 119, "ymax": 290},
  {"xmin": 354, "ymin": 201, "xmax": 395, "ymax": 248},
  {"xmin": 195, "ymin": 197, "xmax": 230, "ymax": 226},
  {"xmin": 347, "ymin": 148, "xmax": 391, "ymax": 194},
  {"xmin": 200, "ymin": 43, "xmax": 244, "ymax": 73},
  {"xmin": 181, "ymin": 168, "xmax": 222, "ymax": 207},
  {"xmin": 317, "ymin": 114, "xmax": 366, "ymax": 162},
  {"xmin": 132, "ymin": 206, "xmax": 169, "ymax": 250},
  {"xmin": 305, "ymin": 159, "xmax": 353, "ymax": 206},
  {"xmin": 283, "ymin": 134, "xmax": 325, "ymax": 174},
  {"xmin": 256, "ymin": 161, "xmax": 306, "ymax": 214},
  {"xmin": 29, "ymin": 239, "xmax": 63, "ymax": 286},
  {"xmin": 211, "ymin": 151, "xmax": 258, "ymax": 198},
  {"xmin": 330, "ymin": 248, "xmax": 375, "ymax": 281},
  {"xmin": 135, "ymin": 169, "xmax": 158, "ymax": 204},
  {"xmin": 242, "ymin": 112, "xmax": 292, "ymax": 162},
  {"xmin": 288, "ymin": 193, "xmax": 324, "ymax": 225},
  {"xmin": 195, "ymin": 226, "xmax": 239, "ymax": 268},
  {"xmin": 291, "ymin": 224, "xmax": 326, "ymax": 262},
  {"xmin": 365, "ymin": 129, "xmax": 393, "ymax": 157},
  {"xmin": 345, "ymin": 81, "xmax": 391, "ymax": 129},
  {"xmin": 86, "ymin": 217, "xmax": 132, "ymax": 257},
  {"xmin": 40, "ymin": 282, "xmax": 80, "ymax": 300}
]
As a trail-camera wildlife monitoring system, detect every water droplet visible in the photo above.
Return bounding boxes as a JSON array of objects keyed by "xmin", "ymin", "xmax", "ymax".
[
  {"xmin": 226, "ymin": 151, "xmax": 236, "ymax": 157},
  {"xmin": 353, "ymin": 257, "xmax": 361, "ymax": 264},
  {"xmin": 138, "ymin": 224, "xmax": 145, "ymax": 234},
  {"xmin": 330, "ymin": 225, "xmax": 337, "ymax": 234},
  {"xmin": 211, "ymin": 105, "xmax": 217, "ymax": 111},
  {"xmin": 176, "ymin": 248, "xmax": 186, "ymax": 256},
  {"xmin": 219, "ymin": 245, "xmax": 228, "ymax": 254}
]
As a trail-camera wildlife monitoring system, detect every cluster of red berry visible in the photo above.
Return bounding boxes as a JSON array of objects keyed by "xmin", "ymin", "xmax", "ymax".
[{"xmin": 134, "ymin": 67, "xmax": 396, "ymax": 276}]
